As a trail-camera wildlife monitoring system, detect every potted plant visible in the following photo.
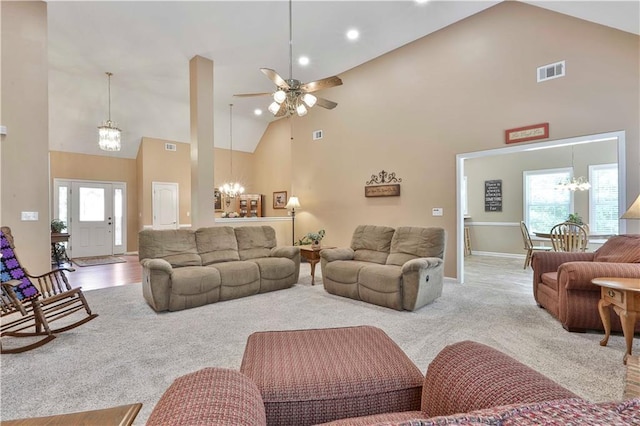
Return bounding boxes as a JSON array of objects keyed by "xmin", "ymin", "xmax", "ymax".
[
  {"xmin": 295, "ymin": 229, "xmax": 326, "ymax": 248},
  {"xmin": 567, "ymin": 213, "xmax": 584, "ymax": 225},
  {"xmin": 51, "ymin": 219, "xmax": 67, "ymax": 234}
]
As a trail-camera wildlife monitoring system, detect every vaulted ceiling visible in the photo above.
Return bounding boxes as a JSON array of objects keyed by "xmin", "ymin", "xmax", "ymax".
[{"xmin": 45, "ymin": 1, "xmax": 639, "ymax": 159}]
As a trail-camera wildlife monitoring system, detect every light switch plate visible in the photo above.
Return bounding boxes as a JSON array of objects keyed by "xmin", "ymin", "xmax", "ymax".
[
  {"xmin": 21, "ymin": 211, "xmax": 39, "ymax": 221},
  {"xmin": 432, "ymin": 208, "xmax": 443, "ymax": 217}
]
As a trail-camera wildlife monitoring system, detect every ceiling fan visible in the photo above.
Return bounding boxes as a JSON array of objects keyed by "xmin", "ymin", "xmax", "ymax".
[{"xmin": 234, "ymin": 0, "xmax": 343, "ymax": 117}]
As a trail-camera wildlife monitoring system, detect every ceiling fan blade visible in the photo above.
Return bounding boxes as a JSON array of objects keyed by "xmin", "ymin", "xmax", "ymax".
[
  {"xmin": 315, "ymin": 97, "xmax": 338, "ymax": 110},
  {"xmin": 233, "ymin": 92, "xmax": 272, "ymax": 97},
  {"xmin": 300, "ymin": 76, "xmax": 343, "ymax": 93},
  {"xmin": 261, "ymin": 68, "xmax": 289, "ymax": 89}
]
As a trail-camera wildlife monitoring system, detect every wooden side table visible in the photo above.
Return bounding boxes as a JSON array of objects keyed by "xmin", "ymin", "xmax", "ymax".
[
  {"xmin": 1, "ymin": 404, "xmax": 142, "ymax": 426},
  {"xmin": 592, "ymin": 277, "xmax": 640, "ymax": 364},
  {"xmin": 299, "ymin": 246, "xmax": 335, "ymax": 285}
]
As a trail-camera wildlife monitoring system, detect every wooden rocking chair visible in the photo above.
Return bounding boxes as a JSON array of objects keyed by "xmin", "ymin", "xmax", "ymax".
[{"xmin": 1, "ymin": 226, "xmax": 98, "ymax": 353}]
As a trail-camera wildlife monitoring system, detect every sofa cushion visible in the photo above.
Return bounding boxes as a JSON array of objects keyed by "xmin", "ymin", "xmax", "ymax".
[
  {"xmin": 387, "ymin": 227, "xmax": 446, "ymax": 266},
  {"xmin": 235, "ymin": 226, "xmax": 277, "ymax": 260},
  {"xmin": 540, "ymin": 272, "xmax": 559, "ymax": 291},
  {"xmin": 358, "ymin": 264, "xmax": 403, "ymax": 310},
  {"xmin": 380, "ymin": 398, "xmax": 640, "ymax": 425},
  {"xmin": 593, "ymin": 234, "xmax": 640, "ymax": 263},
  {"xmin": 250, "ymin": 257, "xmax": 296, "ymax": 281},
  {"xmin": 171, "ymin": 266, "xmax": 221, "ymax": 296},
  {"xmin": 210, "ymin": 261, "xmax": 260, "ymax": 300},
  {"xmin": 139, "ymin": 229, "xmax": 201, "ymax": 267},
  {"xmin": 196, "ymin": 226, "xmax": 240, "ymax": 265},
  {"xmin": 324, "ymin": 260, "xmax": 371, "ymax": 285},
  {"xmin": 351, "ymin": 225, "xmax": 395, "ymax": 264}
]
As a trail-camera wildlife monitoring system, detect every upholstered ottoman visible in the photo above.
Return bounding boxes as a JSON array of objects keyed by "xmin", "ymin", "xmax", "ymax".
[{"xmin": 239, "ymin": 325, "xmax": 424, "ymax": 426}]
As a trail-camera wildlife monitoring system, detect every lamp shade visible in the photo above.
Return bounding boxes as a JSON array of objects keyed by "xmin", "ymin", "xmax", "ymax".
[
  {"xmin": 285, "ymin": 196, "xmax": 300, "ymax": 210},
  {"xmin": 621, "ymin": 195, "xmax": 640, "ymax": 219}
]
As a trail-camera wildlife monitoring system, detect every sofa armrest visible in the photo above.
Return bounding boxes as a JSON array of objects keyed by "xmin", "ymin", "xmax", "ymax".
[
  {"xmin": 270, "ymin": 246, "xmax": 299, "ymax": 260},
  {"xmin": 147, "ymin": 368, "xmax": 267, "ymax": 426},
  {"xmin": 320, "ymin": 247, "xmax": 355, "ymax": 262},
  {"xmin": 401, "ymin": 257, "xmax": 442, "ymax": 274},
  {"xmin": 559, "ymin": 262, "xmax": 640, "ymax": 291},
  {"xmin": 422, "ymin": 341, "xmax": 580, "ymax": 418},
  {"xmin": 140, "ymin": 258, "xmax": 173, "ymax": 312}
]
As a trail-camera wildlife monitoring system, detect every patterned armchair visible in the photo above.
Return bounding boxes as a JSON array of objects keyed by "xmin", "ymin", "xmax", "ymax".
[{"xmin": 531, "ymin": 234, "xmax": 640, "ymax": 332}]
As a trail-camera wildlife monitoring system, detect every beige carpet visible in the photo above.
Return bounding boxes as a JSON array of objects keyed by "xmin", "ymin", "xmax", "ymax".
[
  {"xmin": 0, "ymin": 263, "xmax": 631, "ymax": 424},
  {"xmin": 72, "ymin": 256, "xmax": 126, "ymax": 267}
]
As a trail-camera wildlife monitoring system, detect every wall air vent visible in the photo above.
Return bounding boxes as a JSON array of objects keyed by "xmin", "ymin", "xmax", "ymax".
[
  {"xmin": 165, "ymin": 143, "xmax": 177, "ymax": 151},
  {"xmin": 312, "ymin": 130, "xmax": 323, "ymax": 140},
  {"xmin": 537, "ymin": 60, "xmax": 565, "ymax": 82}
]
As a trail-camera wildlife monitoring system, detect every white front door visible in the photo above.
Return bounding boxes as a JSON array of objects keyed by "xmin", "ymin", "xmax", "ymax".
[
  {"xmin": 152, "ymin": 182, "xmax": 179, "ymax": 229},
  {"xmin": 71, "ymin": 182, "xmax": 113, "ymax": 257}
]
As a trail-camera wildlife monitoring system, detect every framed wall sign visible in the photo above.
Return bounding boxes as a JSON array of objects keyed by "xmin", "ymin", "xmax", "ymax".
[
  {"xmin": 214, "ymin": 189, "xmax": 223, "ymax": 212},
  {"xmin": 484, "ymin": 180, "xmax": 502, "ymax": 212},
  {"xmin": 505, "ymin": 123, "xmax": 549, "ymax": 144}
]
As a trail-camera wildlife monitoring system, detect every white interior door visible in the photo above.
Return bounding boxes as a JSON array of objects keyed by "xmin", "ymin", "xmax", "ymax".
[
  {"xmin": 153, "ymin": 182, "xmax": 179, "ymax": 229},
  {"xmin": 71, "ymin": 182, "xmax": 113, "ymax": 257}
]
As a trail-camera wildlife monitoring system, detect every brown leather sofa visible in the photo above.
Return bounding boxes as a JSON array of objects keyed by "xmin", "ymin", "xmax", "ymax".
[{"xmin": 531, "ymin": 234, "xmax": 640, "ymax": 332}]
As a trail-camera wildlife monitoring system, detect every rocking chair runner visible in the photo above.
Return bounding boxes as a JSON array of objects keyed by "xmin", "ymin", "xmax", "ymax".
[{"xmin": 1, "ymin": 226, "xmax": 98, "ymax": 353}]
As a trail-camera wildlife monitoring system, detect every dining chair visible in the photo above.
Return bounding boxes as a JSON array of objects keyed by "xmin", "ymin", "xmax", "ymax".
[
  {"xmin": 549, "ymin": 222, "xmax": 589, "ymax": 252},
  {"xmin": 519, "ymin": 221, "xmax": 552, "ymax": 269}
]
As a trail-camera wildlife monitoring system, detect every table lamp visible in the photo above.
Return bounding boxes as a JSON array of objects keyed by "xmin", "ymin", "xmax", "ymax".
[
  {"xmin": 285, "ymin": 196, "xmax": 301, "ymax": 245},
  {"xmin": 621, "ymin": 194, "xmax": 640, "ymax": 220}
]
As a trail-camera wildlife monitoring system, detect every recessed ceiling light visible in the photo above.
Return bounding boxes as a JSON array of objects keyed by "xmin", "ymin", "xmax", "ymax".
[
  {"xmin": 254, "ymin": 109, "xmax": 262, "ymax": 116},
  {"xmin": 415, "ymin": 0, "xmax": 429, "ymax": 3},
  {"xmin": 298, "ymin": 56, "xmax": 310, "ymax": 66},
  {"xmin": 346, "ymin": 29, "xmax": 359, "ymax": 41}
]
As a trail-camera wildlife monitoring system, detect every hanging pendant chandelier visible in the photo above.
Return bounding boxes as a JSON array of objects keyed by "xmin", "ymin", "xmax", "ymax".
[
  {"xmin": 556, "ymin": 145, "xmax": 590, "ymax": 191},
  {"xmin": 219, "ymin": 104, "xmax": 245, "ymax": 199},
  {"xmin": 98, "ymin": 72, "xmax": 122, "ymax": 151}
]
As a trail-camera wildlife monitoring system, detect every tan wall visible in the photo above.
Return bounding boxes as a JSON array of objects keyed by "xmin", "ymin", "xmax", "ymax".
[
  {"xmin": 1, "ymin": 2, "xmax": 50, "ymax": 271},
  {"xmin": 137, "ymin": 137, "xmax": 191, "ymax": 228},
  {"xmin": 49, "ymin": 151, "xmax": 139, "ymax": 251},
  {"xmin": 465, "ymin": 140, "xmax": 618, "ymax": 254},
  {"xmin": 256, "ymin": 2, "xmax": 639, "ymax": 278}
]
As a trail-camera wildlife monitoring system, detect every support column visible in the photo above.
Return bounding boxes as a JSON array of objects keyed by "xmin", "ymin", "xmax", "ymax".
[{"xmin": 189, "ymin": 55, "xmax": 215, "ymax": 227}]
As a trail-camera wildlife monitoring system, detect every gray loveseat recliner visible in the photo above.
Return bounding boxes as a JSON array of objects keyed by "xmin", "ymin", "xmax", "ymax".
[
  {"xmin": 139, "ymin": 226, "xmax": 300, "ymax": 312},
  {"xmin": 320, "ymin": 225, "xmax": 446, "ymax": 311}
]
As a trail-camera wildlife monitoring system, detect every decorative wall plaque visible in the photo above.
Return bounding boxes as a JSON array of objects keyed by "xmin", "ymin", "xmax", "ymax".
[
  {"xmin": 505, "ymin": 123, "xmax": 549, "ymax": 144},
  {"xmin": 484, "ymin": 180, "xmax": 502, "ymax": 212},
  {"xmin": 365, "ymin": 170, "xmax": 402, "ymax": 197}
]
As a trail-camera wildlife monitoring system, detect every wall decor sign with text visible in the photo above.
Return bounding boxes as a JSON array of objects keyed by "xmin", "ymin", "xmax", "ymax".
[
  {"xmin": 505, "ymin": 123, "xmax": 549, "ymax": 144},
  {"xmin": 485, "ymin": 180, "xmax": 502, "ymax": 212},
  {"xmin": 365, "ymin": 170, "xmax": 402, "ymax": 197}
]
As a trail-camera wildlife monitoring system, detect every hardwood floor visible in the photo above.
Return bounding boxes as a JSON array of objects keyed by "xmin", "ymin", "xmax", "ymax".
[
  {"xmin": 60, "ymin": 255, "xmax": 142, "ymax": 291},
  {"xmin": 61, "ymin": 253, "xmax": 532, "ymax": 294}
]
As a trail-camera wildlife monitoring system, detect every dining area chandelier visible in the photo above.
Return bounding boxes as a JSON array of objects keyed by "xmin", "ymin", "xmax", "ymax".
[
  {"xmin": 219, "ymin": 104, "xmax": 245, "ymax": 199},
  {"xmin": 556, "ymin": 145, "xmax": 591, "ymax": 191}
]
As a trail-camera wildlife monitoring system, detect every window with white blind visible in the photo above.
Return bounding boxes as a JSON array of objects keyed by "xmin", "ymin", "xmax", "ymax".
[
  {"xmin": 523, "ymin": 168, "xmax": 573, "ymax": 234},
  {"xmin": 589, "ymin": 164, "xmax": 618, "ymax": 235}
]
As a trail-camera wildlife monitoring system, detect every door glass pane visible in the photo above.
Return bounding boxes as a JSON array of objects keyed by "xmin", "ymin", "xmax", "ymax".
[
  {"xmin": 114, "ymin": 188, "xmax": 123, "ymax": 246},
  {"xmin": 58, "ymin": 186, "xmax": 68, "ymax": 226},
  {"xmin": 79, "ymin": 187, "xmax": 105, "ymax": 221}
]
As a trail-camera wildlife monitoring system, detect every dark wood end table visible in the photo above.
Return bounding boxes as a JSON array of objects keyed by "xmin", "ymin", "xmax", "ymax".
[
  {"xmin": 1, "ymin": 403, "xmax": 142, "ymax": 426},
  {"xmin": 592, "ymin": 277, "xmax": 640, "ymax": 364},
  {"xmin": 299, "ymin": 246, "xmax": 335, "ymax": 285}
]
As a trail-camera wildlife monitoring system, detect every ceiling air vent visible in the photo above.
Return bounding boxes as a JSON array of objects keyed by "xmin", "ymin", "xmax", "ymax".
[
  {"xmin": 165, "ymin": 143, "xmax": 177, "ymax": 151},
  {"xmin": 537, "ymin": 61, "xmax": 565, "ymax": 83}
]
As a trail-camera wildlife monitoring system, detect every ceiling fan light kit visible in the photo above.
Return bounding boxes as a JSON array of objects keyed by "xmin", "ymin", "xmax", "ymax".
[
  {"xmin": 235, "ymin": 0, "xmax": 342, "ymax": 118},
  {"xmin": 98, "ymin": 72, "xmax": 122, "ymax": 151}
]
